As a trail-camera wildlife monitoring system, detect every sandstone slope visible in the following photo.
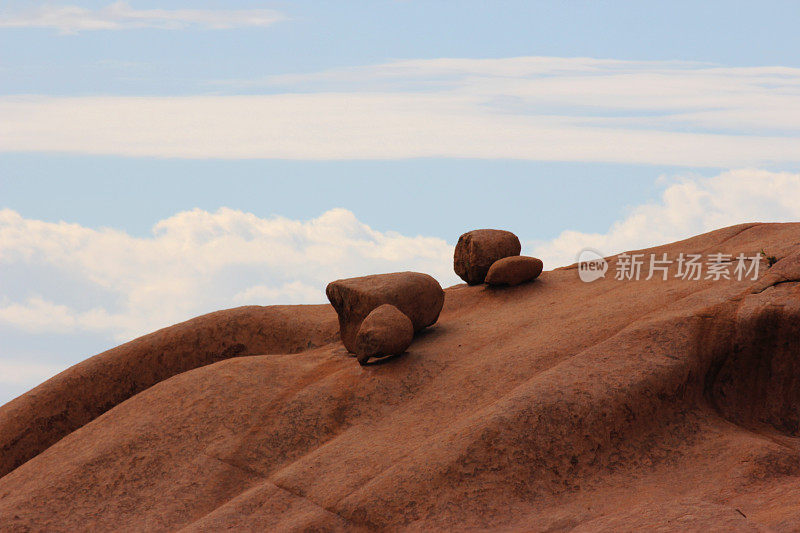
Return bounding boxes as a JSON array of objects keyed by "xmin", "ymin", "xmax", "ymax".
[{"xmin": 1, "ymin": 222, "xmax": 800, "ymax": 531}]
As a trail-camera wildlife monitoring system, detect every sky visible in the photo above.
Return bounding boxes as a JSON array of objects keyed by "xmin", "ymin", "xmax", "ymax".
[{"xmin": 2, "ymin": 1, "xmax": 800, "ymax": 405}]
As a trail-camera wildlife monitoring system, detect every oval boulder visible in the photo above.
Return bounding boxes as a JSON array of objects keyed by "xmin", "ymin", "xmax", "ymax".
[
  {"xmin": 354, "ymin": 304, "xmax": 414, "ymax": 364},
  {"xmin": 485, "ymin": 256, "xmax": 544, "ymax": 286}
]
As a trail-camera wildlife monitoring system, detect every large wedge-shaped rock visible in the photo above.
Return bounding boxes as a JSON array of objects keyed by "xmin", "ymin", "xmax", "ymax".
[
  {"xmin": 326, "ymin": 272, "xmax": 444, "ymax": 353},
  {"xmin": 454, "ymin": 229, "xmax": 521, "ymax": 285}
]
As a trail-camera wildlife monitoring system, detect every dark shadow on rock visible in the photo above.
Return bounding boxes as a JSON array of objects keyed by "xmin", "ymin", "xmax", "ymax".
[
  {"xmin": 707, "ymin": 283, "xmax": 800, "ymax": 437},
  {"xmin": 483, "ymin": 279, "xmax": 543, "ymax": 292},
  {"xmin": 361, "ymin": 352, "xmax": 408, "ymax": 366},
  {"xmin": 413, "ymin": 324, "xmax": 445, "ymax": 340}
]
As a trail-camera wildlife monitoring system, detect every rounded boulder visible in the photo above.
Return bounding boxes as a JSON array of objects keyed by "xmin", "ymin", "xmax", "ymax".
[
  {"xmin": 485, "ymin": 256, "xmax": 544, "ymax": 286},
  {"xmin": 454, "ymin": 229, "xmax": 521, "ymax": 285},
  {"xmin": 354, "ymin": 304, "xmax": 414, "ymax": 365}
]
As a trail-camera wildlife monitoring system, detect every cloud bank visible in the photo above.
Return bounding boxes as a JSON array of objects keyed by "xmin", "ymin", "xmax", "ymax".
[
  {"xmin": 530, "ymin": 168, "xmax": 800, "ymax": 266},
  {"xmin": 0, "ymin": 2, "xmax": 284, "ymax": 34},
  {"xmin": 3, "ymin": 57, "xmax": 800, "ymax": 165},
  {"xmin": 2, "ymin": 168, "xmax": 799, "ymax": 403},
  {"xmin": 0, "ymin": 207, "xmax": 456, "ymax": 341}
]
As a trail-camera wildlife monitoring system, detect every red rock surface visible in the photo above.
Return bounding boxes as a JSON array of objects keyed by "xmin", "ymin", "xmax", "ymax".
[
  {"xmin": 0, "ymin": 305, "xmax": 340, "ymax": 479},
  {"xmin": 2, "ymin": 223, "xmax": 800, "ymax": 531}
]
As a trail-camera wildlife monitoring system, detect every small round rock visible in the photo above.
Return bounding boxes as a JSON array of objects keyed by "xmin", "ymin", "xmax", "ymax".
[
  {"xmin": 485, "ymin": 256, "xmax": 544, "ymax": 286},
  {"xmin": 354, "ymin": 304, "xmax": 414, "ymax": 365}
]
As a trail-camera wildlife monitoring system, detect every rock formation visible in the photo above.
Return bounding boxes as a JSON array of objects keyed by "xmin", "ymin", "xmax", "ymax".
[
  {"xmin": 354, "ymin": 304, "xmax": 414, "ymax": 365},
  {"xmin": 485, "ymin": 255, "xmax": 544, "ymax": 286},
  {"xmin": 454, "ymin": 229, "xmax": 521, "ymax": 284},
  {"xmin": 0, "ymin": 305, "xmax": 339, "ymax": 480},
  {"xmin": 325, "ymin": 271, "xmax": 444, "ymax": 353},
  {"xmin": 2, "ymin": 223, "xmax": 800, "ymax": 530}
]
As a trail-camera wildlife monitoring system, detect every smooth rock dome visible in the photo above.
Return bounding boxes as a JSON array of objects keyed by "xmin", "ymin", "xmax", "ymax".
[{"xmin": 5, "ymin": 224, "xmax": 800, "ymax": 531}]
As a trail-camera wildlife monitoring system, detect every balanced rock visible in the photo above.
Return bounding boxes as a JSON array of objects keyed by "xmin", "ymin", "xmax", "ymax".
[
  {"xmin": 354, "ymin": 304, "xmax": 414, "ymax": 365},
  {"xmin": 485, "ymin": 256, "xmax": 544, "ymax": 286},
  {"xmin": 326, "ymin": 271, "xmax": 444, "ymax": 353},
  {"xmin": 454, "ymin": 229, "xmax": 521, "ymax": 285}
]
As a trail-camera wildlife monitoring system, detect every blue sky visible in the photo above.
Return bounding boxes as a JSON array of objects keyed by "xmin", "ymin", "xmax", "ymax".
[
  {"xmin": 2, "ymin": 1, "xmax": 800, "ymax": 404},
  {"xmin": 4, "ymin": 0, "xmax": 800, "ymax": 97}
]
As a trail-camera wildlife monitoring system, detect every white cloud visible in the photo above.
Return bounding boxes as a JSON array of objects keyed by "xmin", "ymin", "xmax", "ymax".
[
  {"xmin": 233, "ymin": 282, "xmax": 321, "ymax": 305},
  {"xmin": 529, "ymin": 168, "xmax": 800, "ymax": 267},
  {"xmin": 0, "ymin": 358, "xmax": 67, "ymax": 405},
  {"xmin": 0, "ymin": 2, "xmax": 284, "ymax": 34},
  {"xmin": 0, "ymin": 359, "xmax": 65, "ymax": 386},
  {"xmin": 0, "ymin": 297, "xmax": 119, "ymax": 334},
  {"xmin": 2, "ymin": 169, "xmax": 798, "ymax": 345},
  {"xmin": 1, "ymin": 168, "xmax": 799, "ymax": 404},
  {"xmin": 3, "ymin": 57, "xmax": 800, "ymax": 165},
  {"xmin": 0, "ymin": 207, "xmax": 456, "ymax": 341}
]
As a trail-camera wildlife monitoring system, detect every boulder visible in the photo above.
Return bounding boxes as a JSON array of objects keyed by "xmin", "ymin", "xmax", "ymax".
[
  {"xmin": 485, "ymin": 256, "xmax": 544, "ymax": 286},
  {"xmin": 454, "ymin": 229, "xmax": 521, "ymax": 285},
  {"xmin": 326, "ymin": 272, "xmax": 444, "ymax": 353},
  {"xmin": 354, "ymin": 305, "xmax": 414, "ymax": 364}
]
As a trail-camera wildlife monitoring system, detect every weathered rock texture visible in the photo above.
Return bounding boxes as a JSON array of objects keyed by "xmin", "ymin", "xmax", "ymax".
[
  {"xmin": 354, "ymin": 304, "xmax": 414, "ymax": 365},
  {"xmin": 709, "ymin": 248, "xmax": 800, "ymax": 436},
  {"xmin": 3, "ymin": 223, "xmax": 800, "ymax": 531},
  {"xmin": 454, "ymin": 229, "xmax": 521, "ymax": 284},
  {"xmin": 326, "ymin": 271, "xmax": 444, "ymax": 353},
  {"xmin": 0, "ymin": 306, "xmax": 339, "ymax": 480},
  {"xmin": 485, "ymin": 255, "xmax": 544, "ymax": 286}
]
